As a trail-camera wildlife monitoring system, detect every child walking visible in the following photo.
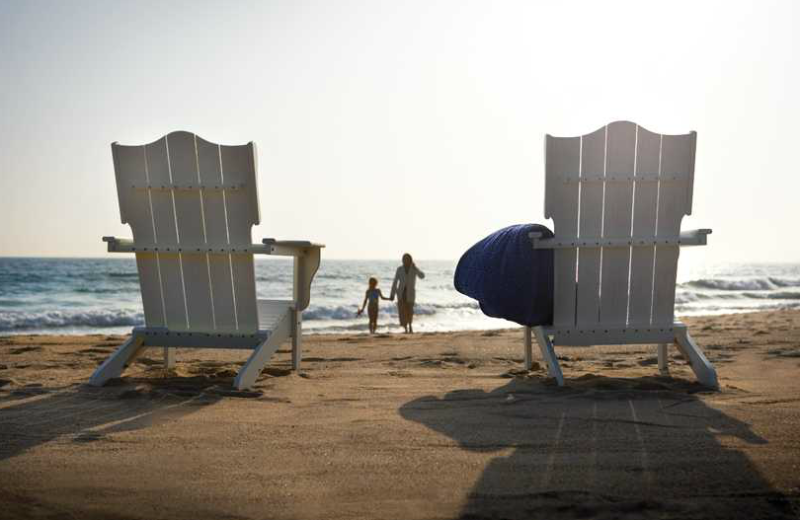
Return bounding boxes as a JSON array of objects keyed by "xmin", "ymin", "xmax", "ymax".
[{"xmin": 357, "ymin": 277, "xmax": 392, "ymax": 333}]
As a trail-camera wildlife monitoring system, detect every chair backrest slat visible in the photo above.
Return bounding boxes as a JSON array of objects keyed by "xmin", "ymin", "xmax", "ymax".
[
  {"xmin": 112, "ymin": 145, "xmax": 166, "ymax": 328},
  {"xmin": 208, "ymin": 254, "xmax": 239, "ymax": 331},
  {"xmin": 575, "ymin": 126, "xmax": 605, "ymax": 327},
  {"xmin": 194, "ymin": 136, "xmax": 240, "ymax": 332},
  {"xmin": 544, "ymin": 135, "xmax": 580, "ymax": 327},
  {"xmin": 544, "ymin": 122, "xmax": 696, "ymax": 332},
  {"xmin": 138, "ymin": 137, "xmax": 189, "ymax": 329},
  {"xmin": 134, "ymin": 254, "xmax": 166, "ymax": 327},
  {"xmin": 164, "ymin": 132, "xmax": 215, "ymax": 330},
  {"xmin": 196, "ymin": 136, "xmax": 230, "ymax": 246},
  {"xmin": 168, "ymin": 132, "xmax": 207, "ymax": 245},
  {"xmin": 651, "ymin": 132, "xmax": 695, "ymax": 326},
  {"xmin": 111, "ymin": 131, "xmax": 262, "ymax": 334},
  {"xmin": 628, "ymin": 127, "xmax": 661, "ymax": 326},
  {"xmin": 219, "ymin": 143, "xmax": 261, "ymax": 246},
  {"xmin": 599, "ymin": 121, "xmax": 637, "ymax": 326},
  {"xmin": 145, "ymin": 137, "xmax": 180, "ymax": 245},
  {"xmin": 231, "ymin": 255, "xmax": 259, "ymax": 331}
]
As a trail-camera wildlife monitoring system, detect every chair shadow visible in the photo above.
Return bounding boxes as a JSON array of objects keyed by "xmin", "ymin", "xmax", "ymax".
[
  {"xmin": 0, "ymin": 363, "xmax": 278, "ymax": 463},
  {"xmin": 400, "ymin": 374, "xmax": 795, "ymax": 520}
]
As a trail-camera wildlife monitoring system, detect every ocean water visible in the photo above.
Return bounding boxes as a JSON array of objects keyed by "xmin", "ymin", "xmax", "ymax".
[{"xmin": 0, "ymin": 257, "xmax": 799, "ymax": 336}]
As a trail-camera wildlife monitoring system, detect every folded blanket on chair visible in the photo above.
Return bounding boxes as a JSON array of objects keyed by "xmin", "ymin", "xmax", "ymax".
[{"xmin": 454, "ymin": 224, "xmax": 554, "ymax": 327}]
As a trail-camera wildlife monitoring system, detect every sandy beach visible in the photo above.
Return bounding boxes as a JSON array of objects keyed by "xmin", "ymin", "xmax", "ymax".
[{"xmin": 1, "ymin": 310, "xmax": 799, "ymax": 519}]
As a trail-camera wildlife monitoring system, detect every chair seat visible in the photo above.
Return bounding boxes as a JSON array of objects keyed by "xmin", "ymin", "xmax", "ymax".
[{"xmin": 258, "ymin": 299, "xmax": 293, "ymax": 332}]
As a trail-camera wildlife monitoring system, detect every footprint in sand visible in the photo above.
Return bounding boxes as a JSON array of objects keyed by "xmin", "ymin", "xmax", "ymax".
[
  {"xmin": 8, "ymin": 346, "xmax": 42, "ymax": 355},
  {"xmin": 441, "ymin": 356, "xmax": 466, "ymax": 364},
  {"xmin": 81, "ymin": 347, "xmax": 113, "ymax": 355},
  {"xmin": 73, "ymin": 432, "xmax": 106, "ymax": 443},
  {"xmin": 135, "ymin": 358, "xmax": 162, "ymax": 366},
  {"xmin": 767, "ymin": 347, "xmax": 800, "ymax": 358}
]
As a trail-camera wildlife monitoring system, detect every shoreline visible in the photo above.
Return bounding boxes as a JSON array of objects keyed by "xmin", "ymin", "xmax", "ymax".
[
  {"xmin": 1, "ymin": 307, "xmax": 796, "ymax": 339},
  {"xmin": 1, "ymin": 309, "xmax": 799, "ymax": 519}
]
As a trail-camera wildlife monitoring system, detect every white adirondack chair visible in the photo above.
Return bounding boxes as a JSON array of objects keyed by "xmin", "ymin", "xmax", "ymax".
[
  {"xmin": 526, "ymin": 121, "xmax": 718, "ymax": 388},
  {"xmin": 89, "ymin": 131, "xmax": 323, "ymax": 390}
]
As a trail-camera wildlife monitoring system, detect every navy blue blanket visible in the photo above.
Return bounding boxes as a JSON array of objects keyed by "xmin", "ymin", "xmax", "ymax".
[{"xmin": 454, "ymin": 224, "xmax": 554, "ymax": 327}]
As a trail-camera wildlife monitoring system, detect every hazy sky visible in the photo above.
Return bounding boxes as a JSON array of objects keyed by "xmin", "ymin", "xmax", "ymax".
[{"xmin": 1, "ymin": 0, "xmax": 798, "ymax": 262}]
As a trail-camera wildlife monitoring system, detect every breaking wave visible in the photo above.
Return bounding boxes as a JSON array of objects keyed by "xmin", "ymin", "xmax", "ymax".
[
  {"xmin": 0, "ymin": 310, "xmax": 144, "ymax": 332},
  {"xmin": 683, "ymin": 277, "xmax": 800, "ymax": 291},
  {"xmin": 106, "ymin": 272, "xmax": 139, "ymax": 279},
  {"xmin": 303, "ymin": 301, "xmax": 479, "ymax": 321},
  {"xmin": 74, "ymin": 287, "xmax": 128, "ymax": 294}
]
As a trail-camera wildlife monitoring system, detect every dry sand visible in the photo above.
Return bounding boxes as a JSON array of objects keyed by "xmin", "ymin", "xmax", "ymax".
[{"xmin": 1, "ymin": 310, "xmax": 799, "ymax": 520}]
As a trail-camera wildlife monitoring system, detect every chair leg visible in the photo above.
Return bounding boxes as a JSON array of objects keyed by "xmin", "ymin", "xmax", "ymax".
[
  {"xmin": 234, "ymin": 313, "xmax": 291, "ymax": 390},
  {"xmin": 89, "ymin": 333, "xmax": 145, "ymax": 386},
  {"xmin": 291, "ymin": 309, "xmax": 302, "ymax": 371},
  {"xmin": 674, "ymin": 326, "xmax": 718, "ymax": 389},
  {"xmin": 532, "ymin": 327, "xmax": 564, "ymax": 386},
  {"xmin": 657, "ymin": 343, "xmax": 669, "ymax": 375},
  {"xmin": 163, "ymin": 347, "xmax": 175, "ymax": 369},
  {"xmin": 523, "ymin": 326, "xmax": 533, "ymax": 369}
]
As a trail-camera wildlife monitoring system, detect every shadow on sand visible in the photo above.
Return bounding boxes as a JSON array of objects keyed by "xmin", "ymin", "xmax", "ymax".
[
  {"xmin": 400, "ymin": 374, "xmax": 795, "ymax": 520},
  {"xmin": 0, "ymin": 362, "xmax": 286, "ymax": 463}
]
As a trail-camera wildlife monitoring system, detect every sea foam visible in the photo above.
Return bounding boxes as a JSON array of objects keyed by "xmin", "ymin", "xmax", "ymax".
[{"xmin": 0, "ymin": 310, "xmax": 144, "ymax": 332}]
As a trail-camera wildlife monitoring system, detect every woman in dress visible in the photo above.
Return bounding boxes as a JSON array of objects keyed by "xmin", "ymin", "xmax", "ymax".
[{"xmin": 389, "ymin": 253, "xmax": 425, "ymax": 333}]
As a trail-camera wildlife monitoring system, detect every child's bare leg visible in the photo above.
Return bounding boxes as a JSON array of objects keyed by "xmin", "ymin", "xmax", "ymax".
[{"xmin": 368, "ymin": 306, "xmax": 378, "ymax": 334}]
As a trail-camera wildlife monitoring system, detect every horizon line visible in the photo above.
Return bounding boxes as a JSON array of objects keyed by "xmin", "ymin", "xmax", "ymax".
[
  {"xmin": 2, "ymin": 255, "xmax": 800, "ymax": 266},
  {"xmin": 0, "ymin": 255, "xmax": 461, "ymax": 262}
]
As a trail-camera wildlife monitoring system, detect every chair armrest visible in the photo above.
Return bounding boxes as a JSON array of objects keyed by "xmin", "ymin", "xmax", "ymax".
[
  {"xmin": 102, "ymin": 236, "xmax": 135, "ymax": 252},
  {"xmin": 529, "ymin": 231, "xmax": 557, "ymax": 250},
  {"xmin": 101, "ymin": 236, "xmax": 325, "ymax": 255},
  {"xmin": 529, "ymin": 229, "xmax": 712, "ymax": 249},
  {"xmin": 102, "ymin": 235, "xmax": 323, "ymax": 312},
  {"xmin": 261, "ymin": 238, "xmax": 325, "ymax": 257},
  {"xmin": 679, "ymin": 228, "xmax": 712, "ymax": 246},
  {"xmin": 261, "ymin": 239, "xmax": 324, "ymax": 312},
  {"xmin": 103, "ymin": 237, "xmax": 274, "ymax": 254}
]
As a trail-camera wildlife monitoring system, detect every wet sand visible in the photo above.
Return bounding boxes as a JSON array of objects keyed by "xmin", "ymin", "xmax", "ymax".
[{"xmin": 1, "ymin": 310, "xmax": 799, "ymax": 519}]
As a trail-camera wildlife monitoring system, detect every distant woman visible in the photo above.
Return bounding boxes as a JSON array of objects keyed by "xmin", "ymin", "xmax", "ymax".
[{"xmin": 390, "ymin": 253, "xmax": 425, "ymax": 333}]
